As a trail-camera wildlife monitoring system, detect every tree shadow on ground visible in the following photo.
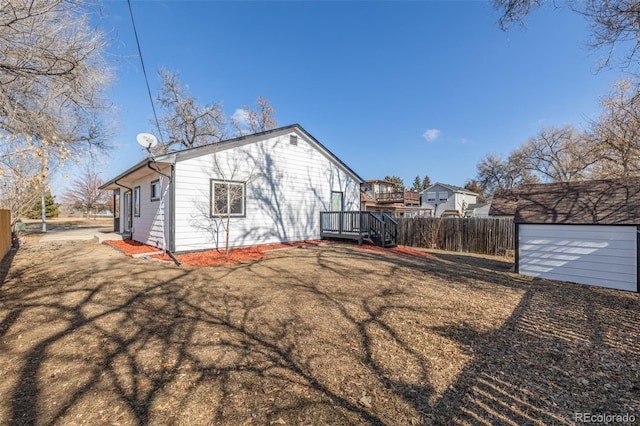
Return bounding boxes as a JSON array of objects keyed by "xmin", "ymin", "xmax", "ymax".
[{"xmin": 0, "ymin": 241, "xmax": 638, "ymax": 425}]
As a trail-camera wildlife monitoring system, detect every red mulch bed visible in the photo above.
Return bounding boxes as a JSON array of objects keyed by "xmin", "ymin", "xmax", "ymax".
[
  {"xmin": 357, "ymin": 244, "xmax": 435, "ymax": 259},
  {"xmin": 154, "ymin": 240, "xmax": 327, "ymax": 266},
  {"xmin": 104, "ymin": 239, "xmax": 434, "ymax": 266},
  {"xmin": 103, "ymin": 239, "xmax": 161, "ymax": 255}
]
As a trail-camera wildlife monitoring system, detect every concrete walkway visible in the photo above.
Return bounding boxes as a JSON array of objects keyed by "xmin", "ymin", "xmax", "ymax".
[{"xmin": 38, "ymin": 226, "xmax": 123, "ymax": 243}]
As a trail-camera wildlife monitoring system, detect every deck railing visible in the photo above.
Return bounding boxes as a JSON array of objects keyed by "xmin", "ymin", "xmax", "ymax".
[
  {"xmin": 320, "ymin": 211, "xmax": 397, "ymax": 247},
  {"xmin": 382, "ymin": 212, "xmax": 398, "ymax": 246},
  {"xmin": 374, "ymin": 190, "xmax": 420, "ymax": 204}
]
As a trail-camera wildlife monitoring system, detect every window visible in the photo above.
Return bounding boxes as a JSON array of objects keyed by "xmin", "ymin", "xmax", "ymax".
[
  {"xmin": 438, "ymin": 191, "xmax": 448, "ymax": 201},
  {"xmin": 211, "ymin": 180, "xmax": 245, "ymax": 217},
  {"xmin": 151, "ymin": 180, "xmax": 161, "ymax": 201},
  {"xmin": 133, "ymin": 186, "xmax": 140, "ymax": 217},
  {"xmin": 426, "ymin": 192, "xmax": 436, "ymax": 202}
]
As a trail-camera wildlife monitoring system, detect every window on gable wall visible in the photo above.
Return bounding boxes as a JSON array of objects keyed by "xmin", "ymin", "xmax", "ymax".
[
  {"xmin": 211, "ymin": 180, "xmax": 246, "ymax": 217},
  {"xmin": 439, "ymin": 191, "xmax": 448, "ymax": 201},
  {"xmin": 426, "ymin": 192, "xmax": 436, "ymax": 202}
]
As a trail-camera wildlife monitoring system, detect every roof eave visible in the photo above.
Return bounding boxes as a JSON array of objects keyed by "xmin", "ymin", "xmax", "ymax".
[{"xmin": 99, "ymin": 155, "xmax": 175, "ymax": 190}]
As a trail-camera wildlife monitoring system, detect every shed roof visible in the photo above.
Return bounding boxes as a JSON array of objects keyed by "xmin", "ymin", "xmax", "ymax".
[
  {"xmin": 489, "ymin": 188, "xmax": 521, "ymax": 217},
  {"xmin": 512, "ymin": 178, "xmax": 640, "ymax": 225}
]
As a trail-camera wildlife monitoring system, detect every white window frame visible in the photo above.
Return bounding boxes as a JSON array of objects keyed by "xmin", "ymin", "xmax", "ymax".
[
  {"xmin": 426, "ymin": 192, "xmax": 436, "ymax": 202},
  {"xmin": 211, "ymin": 180, "xmax": 246, "ymax": 217},
  {"xmin": 438, "ymin": 191, "xmax": 449, "ymax": 201}
]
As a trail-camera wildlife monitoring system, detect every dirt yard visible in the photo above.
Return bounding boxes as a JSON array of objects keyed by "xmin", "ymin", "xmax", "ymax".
[{"xmin": 0, "ymin": 236, "xmax": 638, "ymax": 425}]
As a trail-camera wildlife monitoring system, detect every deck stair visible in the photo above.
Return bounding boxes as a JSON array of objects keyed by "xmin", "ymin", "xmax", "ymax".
[{"xmin": 320, "ymin": 211, "xmax": 397, "ymax": 248}]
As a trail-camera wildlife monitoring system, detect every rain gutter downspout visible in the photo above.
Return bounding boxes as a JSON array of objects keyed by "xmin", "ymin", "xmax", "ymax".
[{"xmin": 146, "ymin": 161, "xmax": 181, "ymax": 266}]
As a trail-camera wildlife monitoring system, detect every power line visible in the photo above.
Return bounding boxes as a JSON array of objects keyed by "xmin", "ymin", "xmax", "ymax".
[{"xmin": 127, "ymin": 0, "xmax": 163, "ymax": 142}]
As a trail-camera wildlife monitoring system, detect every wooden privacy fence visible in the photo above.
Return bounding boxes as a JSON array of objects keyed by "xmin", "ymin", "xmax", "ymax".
[
  {"xmin": 0, "ymin": 209, "xmax": 11, "ymax": 261},
  {"xmin": 396, "ymin": 217, "xmax": 515, "ymax": 256}
]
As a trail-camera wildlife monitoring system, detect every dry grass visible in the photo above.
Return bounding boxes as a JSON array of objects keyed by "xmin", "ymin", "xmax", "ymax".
[{"xmin": 0, "ymin": 237, "xmax": 638, "ymax": 425}]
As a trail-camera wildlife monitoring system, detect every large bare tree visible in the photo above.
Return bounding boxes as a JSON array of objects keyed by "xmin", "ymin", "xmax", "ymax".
[
  {"xmin": 0, "ymin": 0, "xmax": 112, "ymax": 154},
  {"xmin": 0, "ymin": 0, "xmax": 112, "ymax": 223},
  {"xmin": 230, "ymin": 96, "xmax": 278, "ymax": 136},
  {"xmin": 153, "ymin": 68, "xmax": 227, "ymax": 154},
  {"xmin": 61, "ymin": 166, "xmax": 109, "ymax": 219},
  {"xmin": 494, "ymin": 0, "xmax": 640, "ymax": 70},
  {"xmin": 513, "ymin": 125, "xmax": 596, "ymax": 182},
  {"xmin": 589, "ymin": 78, "xmax": 640, "ymax": 178},
  {"xmin": 476, "ymin": 152, "xmax": 538, "ymax": 197}
]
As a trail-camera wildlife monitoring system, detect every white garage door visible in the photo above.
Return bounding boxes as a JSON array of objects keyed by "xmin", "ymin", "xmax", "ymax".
[{"xmin": 518, "ymin": 224, "xmax": 637, "ymax": 292}]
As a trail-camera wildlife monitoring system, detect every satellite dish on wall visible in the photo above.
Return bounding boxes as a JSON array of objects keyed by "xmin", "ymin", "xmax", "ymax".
[{"xmin": 136, "ymin": 133, "xmax": 158, "ymax": 150}]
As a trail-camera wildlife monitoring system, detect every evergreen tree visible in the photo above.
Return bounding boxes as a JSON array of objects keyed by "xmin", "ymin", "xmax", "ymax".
[
  {"xmin": 26, "ymin": 190, "xmax": 59, "ymax": 219},
  {"xmin": 412, "ymin": 175, "xmax": 423, "ymax": 191},
  {"xmin": 383, "ymin": 175, "xmax": 405, "ymax": 189},
  {"xmin": 422, "ymin": 175, "xmax": 431, "ymax": 189}
]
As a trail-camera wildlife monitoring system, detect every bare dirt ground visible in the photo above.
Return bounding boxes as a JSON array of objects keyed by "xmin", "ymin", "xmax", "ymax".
[{"xmin": 0, "ymin": 236, "xmax": 638, "ymax": 425}]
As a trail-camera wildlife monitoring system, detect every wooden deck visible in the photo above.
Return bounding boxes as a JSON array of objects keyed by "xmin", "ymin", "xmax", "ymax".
[
  {"xmin": 320, "ymin": 211, "xmax": 397, "ymax": 247},
  {"xmin": 320, "ymin": 231, "xmax": 364, "ymax": 241}
]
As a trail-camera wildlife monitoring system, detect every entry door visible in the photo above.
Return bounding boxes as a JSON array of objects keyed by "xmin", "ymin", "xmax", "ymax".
[
  {"xmin": 113, "ymin": 189, "xmax": 121, "ymax": 233},
  {"xmin": 331, "ymin": 191, "xmax": 343, "ymax": 212},
  {"xmin": 123, "ymin": 190, "xmax": 132, "ymax": 233}
]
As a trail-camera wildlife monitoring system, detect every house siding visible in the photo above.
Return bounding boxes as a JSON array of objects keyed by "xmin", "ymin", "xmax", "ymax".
[
  {"xmin": 421, "ymin": 184, "xmax": 477, "ymax": 217},
  {"xmin": 173, "ymin": 131, "xmax": 361, "ymax": 252},
  {"xmin": 125, "ymin": 170, "xmax": 171, "ymax": 250},
  {"xmin": 518, "ymin": 224, "xmax": 637, "ymax": 292}
]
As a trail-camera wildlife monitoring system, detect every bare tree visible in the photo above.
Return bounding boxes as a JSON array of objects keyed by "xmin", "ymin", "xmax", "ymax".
[
  {"xmin": 514, "ymin": 125, "xmax": 596, "ymax": 182},
  {"xmin": 476, "ymin": 153, "xmax": 538, "ymax": 197},
  {"xmin": 230, "ymin": 96, "xmax": 278, "ymax": 136},
  {"xmin": 0, "ymin": 151, "xmax": 43, "ymax": 226},
  {"xmin": 61, "ymin": 166, "xmax": 109, "ymax": 219},
  {"xmin": 589, "ymin": 78, "xmax": 640, "ymax": 178},
  {"xmin": 154, "ymin": 68, "xmax": 227, "ymax": 154},
  {"xmin": 494, "ymin": 0, "xmax": 640, "ymax": 70},
  {"xmin": 0, "ymin": 0, "xmax": 112, "ymax": 224},
  {"xmin": 0, "ymin": 0, "xmax": 113, "ymax": 157}
]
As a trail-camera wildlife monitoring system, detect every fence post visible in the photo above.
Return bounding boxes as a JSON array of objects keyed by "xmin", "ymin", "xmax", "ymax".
[{"xmin": 0, "ymin": 209, "xmax": 11, "ymax": 261}]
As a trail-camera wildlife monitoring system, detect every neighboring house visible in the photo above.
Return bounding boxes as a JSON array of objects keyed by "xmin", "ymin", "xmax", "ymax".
[
  {"xmin": 361, "ymin": 180, "xmax": 430, "ymax": 217},
  {"xmin": 465, "ymin": 202, "xmax": 491, "ymax": 218},
  {"xmin": 420, "ymin": 183, "xmax": 478, "ymax": 218},
  {"xmin": 99, "ymin": 124, "xmax": 363, "ymax": 253},
  {"xmin": 500, "ymin": 179, "xmax": 640, "ymax": 292}
]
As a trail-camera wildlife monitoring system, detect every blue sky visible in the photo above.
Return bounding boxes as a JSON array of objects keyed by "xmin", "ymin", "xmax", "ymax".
[{"xmin": 56, "ymin": 0, "xmax": 623, "ymax": 194}]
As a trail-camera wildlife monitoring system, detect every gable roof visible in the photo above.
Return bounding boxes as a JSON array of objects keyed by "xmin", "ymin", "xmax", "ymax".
[
  {"xmin": 513, "ymin": 178, "xmax": 640, "ymax": 225},
  {"xmin": 100, "ymin": 124, "xmax": 364, "ymax": 190},
  {"xmin": 422, "ymin": 182, "xmax": 478, "ymax": 196}
]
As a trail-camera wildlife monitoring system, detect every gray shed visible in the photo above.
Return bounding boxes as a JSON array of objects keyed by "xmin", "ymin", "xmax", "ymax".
[{"xmin": 505, "ymin": 179, "xmax": 640, "ymax": 292}]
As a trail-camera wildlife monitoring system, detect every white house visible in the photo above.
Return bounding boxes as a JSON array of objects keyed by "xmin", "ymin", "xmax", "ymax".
[
  {"xmin": 465, "ymin": 202, "xmax": 491, "ymax": 218},
  {"xmin": 100, "ymin": 124, "xmax": 363, "ymax": 253},
  {"xmin": 420, "ymin": 183, "xmax": 478, "ymax": 218}
]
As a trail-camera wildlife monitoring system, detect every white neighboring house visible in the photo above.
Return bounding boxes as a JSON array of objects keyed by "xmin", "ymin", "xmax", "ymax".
[
  {"xmin": 99, "ymin": 124, "xmax": 363, "ymax": 253},
  {"xmin": 465, "ymin": 202, "xmax": 491, "ymax": 218},
  {"xmin": 420, "ymin": 183, "xmax": 478, "ymax": 218}
]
